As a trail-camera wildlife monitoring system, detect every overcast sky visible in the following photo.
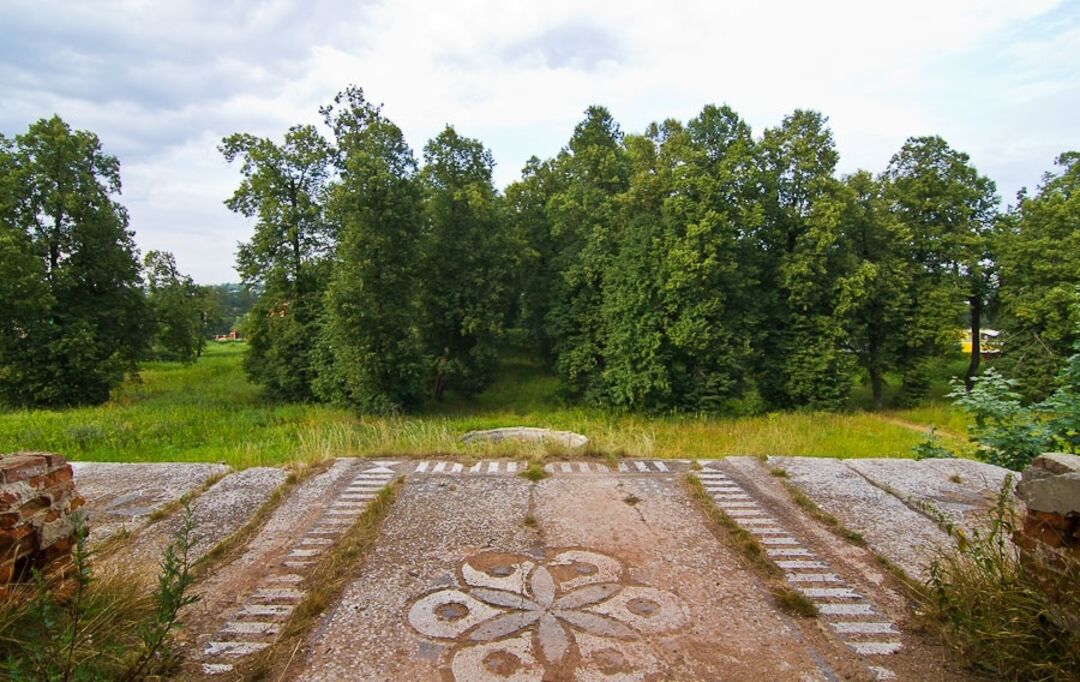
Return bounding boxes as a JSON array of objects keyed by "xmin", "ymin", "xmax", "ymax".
[{"xmin": 2, "ymin": 0, "xmax": 1077, "ymax": 283}]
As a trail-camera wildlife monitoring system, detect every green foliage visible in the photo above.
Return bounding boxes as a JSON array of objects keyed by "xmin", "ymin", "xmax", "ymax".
[
  {"xmin": 313, "ymin": 88, "xmax": 427, "ymax": 413},
  {"xmin": 0, "ymin": 117, "xmax": 149, "ymax": 407},
  {"xmin": 200, "ymin": 284, "xmax": 257, "ymax": 337},
  {"xmin": 996, "ymin": 152, "xmax": 1080, "ymax": 399},
  {"xmin": 143, "ymin": 251, "xmax": 204, "ymax": 363},
  {"xmin": 1, "ymin": 509, "xmax": 199, "ymax": 680},
  {"xmin": 420, "ymin": 126, "xmax": 511, "ymax": 399},
  {"xmin": 921, "ymin": 479, "xmax": 1080, "ymax": 681},
  {"xmin": 912, "ymin": 427, "xmax": 955, "ymax": 460},
  {"xmin": 950, "ymin": 369, "xmax": 1051, "ymax": 470},
  {"xmin": 221, "ymin": 121, "xmax": 334, "ymax": 401}
]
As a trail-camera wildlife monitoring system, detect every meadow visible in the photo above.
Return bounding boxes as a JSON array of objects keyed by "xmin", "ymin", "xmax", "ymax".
[{"xmin": 0, "ymin": 342, "xmax": 974, "ymax": 469}]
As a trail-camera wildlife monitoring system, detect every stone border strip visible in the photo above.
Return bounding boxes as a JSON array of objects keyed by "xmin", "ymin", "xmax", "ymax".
[
  {"xmin": 411, "ymin": 460, "xmax": 677, "ymax": 475},
  {"xmin": 198, "ymin": 461, "xmax": 398, "ymax": 675},
  {"xmin": 697, "ymin": 465, "xmax": 903, "ymax": 669}
]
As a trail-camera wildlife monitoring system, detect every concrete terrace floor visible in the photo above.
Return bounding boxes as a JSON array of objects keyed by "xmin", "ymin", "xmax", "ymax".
[{"xmin": 74, "ymin": 456, "xmax": 1011, "ymax": 681}]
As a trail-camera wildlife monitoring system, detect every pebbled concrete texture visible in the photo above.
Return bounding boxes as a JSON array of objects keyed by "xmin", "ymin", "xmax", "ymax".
[
  {"xmin": 72, "ymin": 461, "xmax": 230, "ymax": 543},
  {"xmin": 117, "ymin": 466, "xmax": 288, "ymax": 572},
  {"xmin": 769, "ymin": 457, "xmax": 953, "ymax": 581},
  {"xmin": 844, "ymin": 458, "xmax": 1013, "ymax": 537}
]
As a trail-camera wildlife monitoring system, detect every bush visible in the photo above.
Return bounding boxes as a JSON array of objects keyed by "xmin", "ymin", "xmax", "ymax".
[
  {"xmin": 920, "ymin": 480, "xmax": 1080, "ymax": 681},
  {"xmin": 911, "ymin": 426, "xmax": 955, "ymax": 460}
]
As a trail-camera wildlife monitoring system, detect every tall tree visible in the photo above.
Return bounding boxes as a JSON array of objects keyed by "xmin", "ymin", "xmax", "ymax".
[
  {"xmin": 221, "ymin": 124, "xmax": 333, "ymax": 400},
  {"xmin": 546, "ymin": 106, "xmax": 630, "ymax": 401},
  {"xmin": 420, "ymin": 125, "xmax": 510, "ymax": 399},
  {"xmin": 996, "ymin": 151, "xmax": 1080, "ymax": 398},
  {"xmin": 884, "ymin": 136, "xmax": 999, "ymax": 397},
  {"xmin": 0, "ymin": 117, "xmax": 148, "ymax": 406},
  {"xmin": 144, "ymin": 250, "xmax": 204, "ymax": 362},
  {"xmin": 757, "ymin": 110, "xmax": 853, "ymax": 409},
  {"xmin": 831, "ymin": 171, "xmax": 914, "ymax": 409},
  {"xmin": 313, "ymin": 87, "xmax": 427, "ymax": 412}
]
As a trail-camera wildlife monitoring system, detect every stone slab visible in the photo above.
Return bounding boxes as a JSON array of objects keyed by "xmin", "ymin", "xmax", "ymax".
[
  {"xmin": 72, "ymin": 462, "xmax": 230, "ymax": 543},
  {"xmin": 770, "ymin": 457, "xmax": 952, "ymax": 580},
  {"xmin": 295, "ymin": 474, "xmax": 837, "ymax": 680},
  {"xmin": 120, "ymin": 466, "xmax": 287, "ymax": 570},
  {"xmin": 844, "ymin": 458, "xmax": 1013, "ymax": 536}
]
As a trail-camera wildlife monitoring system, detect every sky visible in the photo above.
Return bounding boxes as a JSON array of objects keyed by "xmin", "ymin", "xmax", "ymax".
[{"xmin": 2, "ymin": 0, "xmax": 1078, "ymax": 283}]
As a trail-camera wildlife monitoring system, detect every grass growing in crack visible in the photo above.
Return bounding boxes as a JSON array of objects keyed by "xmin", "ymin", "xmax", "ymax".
[
  {"xmin": 520, "ymin": 462, "xmax": 548, "ymax": 482},
  {"xmin": 623, "ymin": 494, "xmax": 641, "ymax": 506},
  {"xmin": 768, "ymin": 467, "xmax": 788, "ymax": 478},
  {"xmin": 523, "ymin": 514, "xmax": 537, "ymax": 528},
  {"xmin": 686, "ymin": 475, "xmax": 819, "ymax": 618},
  {"xmin": 772, "ymin": 586, "xmax": 819, "ymax": 618},
  {"xmin": 772, "ymin": 470, "xmax": 867, "ymax": 547},
  {"xmin": 193, "ymin": 459, "xmax": 329, "ymax": 577},
  {"xmin": 686, "ymin": 475, "xmax": 779, "ymax": 580},
  {"xmin": 689, "ymin": 460, "xmax": 702, "ymax": 471},
  {"xmin": 243, "ymin": 478, "xmax": 401, "ymax": 680},
  {"xmin": 917, "ymin": 479, "xmax": 1080, "ymax": 681}
]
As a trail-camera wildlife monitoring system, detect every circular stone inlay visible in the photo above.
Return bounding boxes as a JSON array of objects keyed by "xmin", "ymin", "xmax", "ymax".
[
  {"xmin": 435, "ymin": 602, "xmax": 470, "ymax": 621},
  {"xmin": 482, "ymin": 650, "xmax": 522, "ymax": 676},
  {"xmin": 626, "ymin": 598, "xmax": 660, "ymax": 617}
]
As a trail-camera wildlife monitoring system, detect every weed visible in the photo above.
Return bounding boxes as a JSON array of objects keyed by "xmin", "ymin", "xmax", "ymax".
[
  {"xmin": 778, "ymin": 478, "xmax": 866, "ymax": 548},
  {"xmin": 772, "ymin": 586, "xmax": 819, "ymax": 618},
  {"xmin": 949, "ymin": 473, "xmax": 963, "ymax": 484},
  {"xmin": 686, "ymin": 475, "xmax": 779, "ymax": 579},
  {"xmin": 768, "ymin": 467, "xmax": 788, "ymax": 478},
  {"xmin": 520, "ymin": 462, "xmax": 548, "ymax": 482},
  {"xmin": 523, "ymin": 514, "xmax": 537, "ymax": 528},
  {"xmin": 623, "ymin": 495, "xmax": 640, "ymax": 506},
  {"xmin": 689, "ymin": 460, "xmax": 702, "ymax": 471},
  {"xmin": 919, "ymin": 479, "xmax": 1080, "ymax": 680},
  {"xmin": 0, "ymin": 507, "xmax": 199, "ymax": 679}
]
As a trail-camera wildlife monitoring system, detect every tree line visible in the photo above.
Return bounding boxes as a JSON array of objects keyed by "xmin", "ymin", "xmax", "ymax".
[{"xmin": 1, "ymin": 89, "xmax": 1077, "ymax": 410}]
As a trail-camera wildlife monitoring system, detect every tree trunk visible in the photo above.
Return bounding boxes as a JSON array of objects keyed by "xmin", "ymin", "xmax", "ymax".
[{"xmin": 964, "ymin": 295, "xmax": 982, "ymax": 392}]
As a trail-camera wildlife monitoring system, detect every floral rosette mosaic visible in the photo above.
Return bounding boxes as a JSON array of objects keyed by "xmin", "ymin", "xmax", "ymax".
[{"xmin": 406, "ymin": 549, "xmax": 688, "ymax": 680}]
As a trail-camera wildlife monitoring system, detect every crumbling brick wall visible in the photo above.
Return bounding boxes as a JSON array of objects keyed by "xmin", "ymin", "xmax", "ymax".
[
  {"xmin": 1, "ymin": 452, "xmax": 85, "ymax": 593},
  {"xmin": 1015, "ymin": 453, "xmax": 1080, "ymax": 560}
]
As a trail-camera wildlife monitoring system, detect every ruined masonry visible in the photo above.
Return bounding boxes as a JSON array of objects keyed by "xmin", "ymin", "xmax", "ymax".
[{"xmin": 0, "ymin": 452, "xmax": 84, "ymax": 593}]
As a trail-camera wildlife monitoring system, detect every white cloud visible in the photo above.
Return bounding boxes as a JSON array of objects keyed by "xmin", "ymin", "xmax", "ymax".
[{"xmin": 1, "ymin": 0, "xmax": 1075, "ymax": 281}]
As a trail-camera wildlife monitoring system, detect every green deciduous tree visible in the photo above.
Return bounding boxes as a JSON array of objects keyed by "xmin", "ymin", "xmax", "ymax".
[
  {"xmin": 757, "ymin": 110, "xmax": 853, "ymax": 409},
  {"xmin": 313, "ymin": 87, "xmax": 427, "ymax": 412},
  {"xmin": 996, "ymin": 152, "xmax": 1080, "ymax": 398},
  {"xmin": 221, "ymin": 124, "xmax": 333, "ymax": 400},
  {"xmin": 0, "ymin": 117, "xmax": 148, "ymax": 406},
  {"xmin": 420, "ymin": 125, "xmax": 511, "ymax": 399},
  {"xmin": 546, "ymin": 106, "xmax": 630, "ymax": 401},
  {"xmin": 884, "ymin": 136, "xmax": 999, "ymax": 400},
  {"xmin": 144, "ymin": 250, "xmax": 204, "ymax": 362}
]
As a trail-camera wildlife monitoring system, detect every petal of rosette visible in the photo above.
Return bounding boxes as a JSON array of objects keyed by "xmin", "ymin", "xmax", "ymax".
[
  {"xmin": 451, "ymin": 633, "xmax": 545, "ymax": 681},
  {"xmin": 547, "ymin": 550, "xmax": 623, "ymax": 590},
  {"xmin": 461, "ymin": 552, "xmax": 534, "ymax": 594},
  {"xmin": 471, "ymin": 587, "xmax": 540, "ymax": 611},
  {"xmin": 470, "ymin": 610, "xmax": 543, "ymax": 641},
  {"xmin": 554, "ymin": 609, "xmax": 636, "ymax": 639},
  {"xmin": 585, "ymin": 586, "xmax": 688, "ymax": 635},
  {"xmin": 529, "ymin": 565, "xmax": 556, "ymax": 608},
  {"xmin": 407, "ymin": 589, "xmax": 502, "ymax": 640},
  {"xmin": 537, "ymin": 613, "xmax": 570, "ymax": 665},
  {"xmin": 552, "ymin": 583, "xmax": 621, "ymax": 610}
]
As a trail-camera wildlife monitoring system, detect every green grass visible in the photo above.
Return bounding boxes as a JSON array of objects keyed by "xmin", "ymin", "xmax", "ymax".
[{"xmin": 0, "ymin": 342, "xmax": 972, "ymax": 469}]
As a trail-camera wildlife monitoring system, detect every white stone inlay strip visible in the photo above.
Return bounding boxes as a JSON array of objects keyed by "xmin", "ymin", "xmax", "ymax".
[
  {"xmin": 577, "ymin": 462, "xmax": 590, "ymax": 472},
  {"xmin": 432, "ymin": 462, "xmax": 446, "ymax": 473},
  {"xmin": 253, "ymin": 588, "xmax": 304, "ymax": 601},
  {"xmin": 761, "ymin": 537, "xmax": 799, "ymax": 545},
  {"xmin": 767, "ymin": 548, "xmax": 814, "ymax": 557},
  {"xmin": 238, "ymin": 604, "xmax": 294, "ymax": 617},
  {"xmin": 818, "ymin": 603, "xmax": 876, "ymax": 616},
  {"xmin": 488, "ymin": 462, "xmax": 499, "ymax": 473},
  {"xmin": 450, "ymin": 463, "xmax": 463, "ymax": 473},
  {"xmin": 655, "ymin": 461, "xmax": 669, "ymax": 472},
  {"xmin": 222, "ymin": 621, "xmax": 279, "ymax": 635},
  {"xmin": 415, "ymin": 461, "xmax": 429, "ymax": 473},
  {"xmin": 283, "ymin": 560, "xmax": 313, "ymax": 569},
  {"xmin": 786, "ymin": 573, "xmax": 842, "ymax": 583},
  {"xmin": 561, "ymin": 463, "xmax": 573, "ymax": 473},
  {"xmin": 288, "ymin": 549, "xmax": 319, "ymax": 557},
  {"xmin": 507, "ymin": 462, "xmax": 518, "ymax": 473},
  {"xmin": 634, "ymin": 461, "xmax": 649, "ymax": 472},
  {"xmin": 618, "ymin": 462, "xmax": 629, "ymax": 472},
  {"xmin": 830, "ymin": 622, "xmax": 898, "ymax": 635},
  {"xmin": 469, "ymin": 462, "xmax": 483, "ymax": 473},
  {"xmin": 205, "ymin": 641, "xmax": 270, "ymax": 657},
  {"xmin": 777, "ymin": 560, "xmax": 827, "ymax": 570},
  {"xmin": 802, "ymin": 587, "xmax": 860, "ymax": 599},
  {"xmin": 850, "ymin": 642, "xmax": 903, "ymax": 656}
]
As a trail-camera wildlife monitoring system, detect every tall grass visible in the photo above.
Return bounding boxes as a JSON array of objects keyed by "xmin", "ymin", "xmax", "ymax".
[
  {"xmin": 0, "ymin": 343, "xmax": 960, "ymax": 468},
  {"xmin": 920, "ymin": 481, "xmax": 1080, "ymax": 681}
]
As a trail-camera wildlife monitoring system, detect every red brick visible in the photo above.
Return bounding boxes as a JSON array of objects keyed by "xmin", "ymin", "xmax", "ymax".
[
  {"xmin": 18, "ymin": 495, "xmax": 50, "ymax": 519},
  {"xmin": 0, "ymin": 455, "xmax": 47, "ymax": 483},
  {"xmin": 68, "ymin": 496, "xmax": 85, "ymax": 511},
  {"xmin": 1030, "ymin": 511, "xmax": 1072, "ymax": 531},
  {"xmin": 0, "ymin": 489, "xmax": 22, "ymax": 508},
  {"xmin": 0, "ymin": 512, "xmax": 22, "ymax": 530},
  {"xmin": 0, "ymin": 561, "xmax": 13, "ymax": 583}
]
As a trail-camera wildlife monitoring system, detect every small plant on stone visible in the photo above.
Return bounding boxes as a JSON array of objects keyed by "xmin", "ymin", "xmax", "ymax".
[
  {"xmin": 520, "ymin": 462, "xmax": 548, "ymax": 482},
  {"xmin": 523, "ymin": 514, "xmax": 537, "ymax": 528},
  {"xmin": 623, "ymin": 494, "xmax": 641, "ymax": 506},
  {"xmin": 911, "ymin": 427, "xmax": 955, "ymax": 461}
]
